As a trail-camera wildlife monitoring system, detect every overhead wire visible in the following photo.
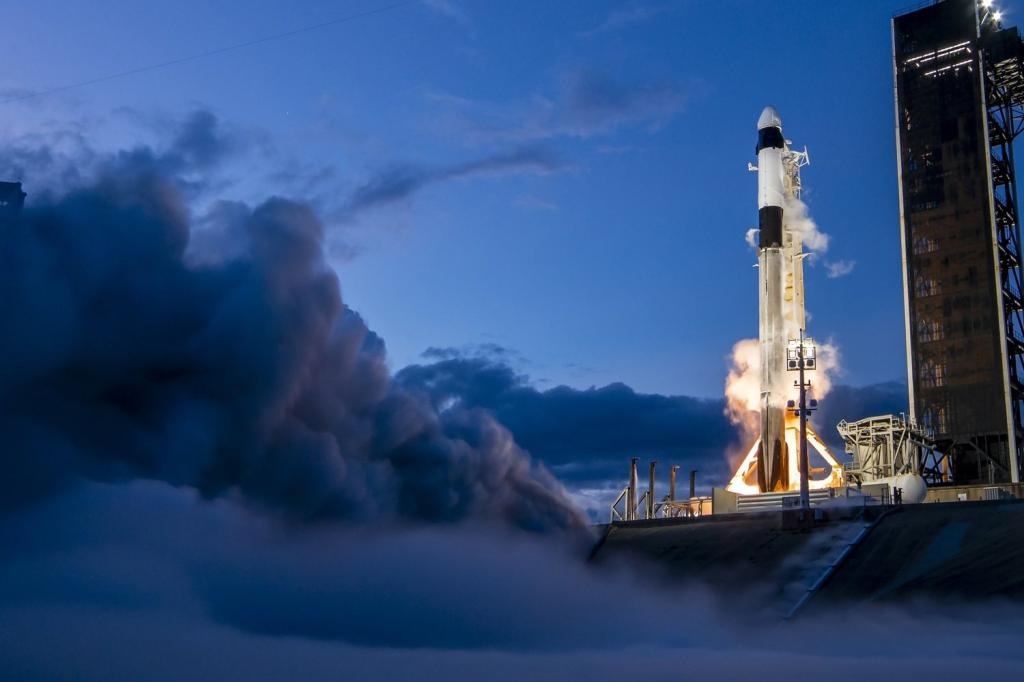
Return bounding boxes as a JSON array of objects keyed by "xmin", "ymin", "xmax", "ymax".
[{"xmin": 0, "ymin": 0, "xmax": 420, "ymax": 106}]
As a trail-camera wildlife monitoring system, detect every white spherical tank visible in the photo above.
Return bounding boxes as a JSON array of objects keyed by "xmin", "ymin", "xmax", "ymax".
[{"xmin": 894, "ymin": 473, "xmax": 928, "ymax": 504}]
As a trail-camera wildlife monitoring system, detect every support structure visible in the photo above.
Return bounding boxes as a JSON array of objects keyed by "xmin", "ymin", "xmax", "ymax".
[
  {"xmin": 981, "ymin": 23, "xmax": 1024, "ymax": 483},
  {"xmin": 892, "ymin": 0, "xmax": 1024, "ymax": 484},
  {"xmin": 838, "ymin": 414, "xmax": 951, "ymax": 485}
]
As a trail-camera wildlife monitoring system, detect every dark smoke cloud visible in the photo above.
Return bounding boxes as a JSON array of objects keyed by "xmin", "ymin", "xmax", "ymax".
[{"xmin": 0, "ymin": 111, "xmax": 583, "ymax": 530}]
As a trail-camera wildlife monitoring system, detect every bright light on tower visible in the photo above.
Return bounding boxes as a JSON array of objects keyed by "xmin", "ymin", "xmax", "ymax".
[
  {"xmin": 982, "ymin": 0, "xmax": 994, "ymax": 8},
  {"xmin": 995, "ymin": 10, "xmax": 1004, "ymax": 21}
]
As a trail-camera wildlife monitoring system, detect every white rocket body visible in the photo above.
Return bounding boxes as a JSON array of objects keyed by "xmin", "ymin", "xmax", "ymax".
[
  {"xmin": 756, "ymin": 106, "xmax": 790, "ymax": 492},
  {"xmin": 725, "ymin": 113, "xmax": 843, "ymax": 496}
]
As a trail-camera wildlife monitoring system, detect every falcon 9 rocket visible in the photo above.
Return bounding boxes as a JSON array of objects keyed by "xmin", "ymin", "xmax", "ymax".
[
  {"xmin": 725, "ymin": 106, "xmax": 844, "ymax": 497},
  {"xmin": 755, "ymin": 105, "xmax": 790, "ymax": 492}
]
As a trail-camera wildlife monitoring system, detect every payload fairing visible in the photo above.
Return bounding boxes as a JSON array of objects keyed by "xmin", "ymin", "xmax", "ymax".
[{"xmin": 726, "ymin": 106, "xmax": 843, "ymax": 495}]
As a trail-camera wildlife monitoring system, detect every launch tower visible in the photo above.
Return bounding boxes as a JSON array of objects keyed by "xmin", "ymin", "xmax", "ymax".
[{"xmin": 893, "ymin": 0, "xmax": 1024, "ymax": 484}]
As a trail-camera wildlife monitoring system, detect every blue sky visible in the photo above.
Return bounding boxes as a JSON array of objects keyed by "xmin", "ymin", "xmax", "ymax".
[{"xmin": 0, "ymin": 0, "xmax": 925, "ymax": 397}]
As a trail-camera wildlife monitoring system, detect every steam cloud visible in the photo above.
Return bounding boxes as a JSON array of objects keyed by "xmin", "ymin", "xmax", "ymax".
[
  {"xmin": 2, "ymin": 480, "xmax": 1022, "ymax": 681},
  {"xmin": 0, "ymin": 111, "xmax": 583, "ymax": 531}
]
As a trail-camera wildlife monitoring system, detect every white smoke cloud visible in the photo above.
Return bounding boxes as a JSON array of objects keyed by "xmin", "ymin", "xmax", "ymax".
[
  {"xmin": 783, "ymin": 196, "xmax": 829, "ymax": 257},
  {"xmin": 724, "ymin": 338, "xmax": 761, "ymax": 441},
  {"xmin": 808, "ymin": 340, "xmax": 841, "ymax": 401},
  {"xmin": 745, "ymin": 227, "xmax": 759, "ymax": 250},
  {"xmin": 826, "ymin": 259, "xmax": 856, "ymax": 279}
]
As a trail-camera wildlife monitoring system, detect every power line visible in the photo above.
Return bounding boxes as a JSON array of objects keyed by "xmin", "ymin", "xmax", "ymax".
[{"xmin": 0, "ymin": 0, "xmax": 420, "ymax": 106}]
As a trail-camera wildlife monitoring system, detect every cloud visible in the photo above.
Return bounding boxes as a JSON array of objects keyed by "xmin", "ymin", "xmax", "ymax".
[
  {"xmin": 397, "ymin": 354, "xmax": 915, "ymax": 507},
  {"xmin": 397, "ymin": 354, "xmax": 745, "ymax": 490},
  {"xmin": 783, "ymin": 195, "xmax": 829, "ymax": 256},
  {"xmin": 514, "ymin": 194, "xmax": 558, "ymax": 211},
  {"xmin": 563, "ymin": 70, "xmax": 684, "ymax": 136},
  {"xmin": 422, "ymin": 342, "xmax": 526, "ymax": 364},
  {"xmin": 0, "ymin": 120, "xmax": 582, "ymax": 531},
  {"xmin": 429, "ymin": 69, "xmax": 692, "ymax": 144},
  {"xmin": 826, "ymin": 259, "xmax": 857, "ymax": 278},
  {"xmin": 0, "ymin": 109, "xmax": 245, "ymax": 199},
  {"xmin": 579, "ymin": 3, "xmax": 673, "ymax": 38},
  {"xmin": 343, "ymin": 146, "xmax": 563, "ymax": 217},
  {"xmin": 421, "ymin": 0, "xmax": 473, "ymax": 29}
]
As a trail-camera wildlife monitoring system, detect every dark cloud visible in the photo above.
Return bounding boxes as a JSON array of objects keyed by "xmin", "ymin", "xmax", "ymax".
[
  {"xmin": 397, "ymin": 355, "xmax": 736, "ymax": 488},
  {"xmin": 398, "ymin": 355, "xmax": 913, "ymax": 496},
  {"xmin": 344, "ymin": 146, "xmax": 562, "ymax": 217},
  {"xmin": 0, "ymin": 109, "xmax": 240, "ymax": 199},
  {"xmin": 0, "ymin": 119, "xmax": 582, "ymax": 531},
  {"xmin": 422, "ymin": 342, "xmax": 524, "ymax": 363},
  {"xmin": 162, "ymin": 109, "xmax": 236, "ymax": 172}
]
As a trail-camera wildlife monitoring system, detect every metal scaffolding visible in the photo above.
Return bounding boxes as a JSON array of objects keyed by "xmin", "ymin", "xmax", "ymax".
[
  {"xmin": 981, "ymin": 25, "xmax": 1024, "ymax": 483},
  {"xmin": 893, "ymin": 1, "xmax": 1024, "ymax": 484},
  {"xmin": 837, "ymin": 414, "xmax": 950, "ymax": 485}
]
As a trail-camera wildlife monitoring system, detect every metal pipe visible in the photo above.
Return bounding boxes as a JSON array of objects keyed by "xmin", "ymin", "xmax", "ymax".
[
  {"xmin": 628, "ymin": 457, "xmax": 638, "ymax": 521},
  {"xmin": 689, "ymin": 469, "xmax": 697, "ymax": 499},
  {"xmin": 798, "ymin": 331, "xmax": 810, "ymax": 511},
  {"xmin": 669, "ymin": 465, "xmax": 679, "ymax": 501},
  {"xmin": 647, "ymin": 461, "xmax": 657, "ymax": 519}
]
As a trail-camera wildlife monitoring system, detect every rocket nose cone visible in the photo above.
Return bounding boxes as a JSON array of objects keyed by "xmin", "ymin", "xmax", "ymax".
[{"xmin": 758, "ymin": 106, "xmax": 782, "ymax": 130}]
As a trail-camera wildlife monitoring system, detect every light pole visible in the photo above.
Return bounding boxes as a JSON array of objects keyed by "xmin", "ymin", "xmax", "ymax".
[{"xmin": 787, "ymin": 331, "xmax": 818, "ymax": 512}]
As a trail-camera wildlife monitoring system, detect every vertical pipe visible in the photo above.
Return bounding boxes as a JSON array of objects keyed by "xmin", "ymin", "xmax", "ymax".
[
  {"xmin": 799, "ymin": 331, "xmax": 811, "ymax": 511},
  {"xmin": 892, "ymin": 16, "xmax": 917, "ymax": 426},
  {"xmin": 689, "ymin": 470, "xmax": 697, "ymax": 499},
  {"xmin": 669, "ymin": 465, "xmax": 679, "ymax": 501},
  {"xmin": 647, "ymin": 461, "xmax": 657, "ymax": 519},
  {"xmin": 628, "ymin": 457, "xmax": 638, "ymax": 521}
]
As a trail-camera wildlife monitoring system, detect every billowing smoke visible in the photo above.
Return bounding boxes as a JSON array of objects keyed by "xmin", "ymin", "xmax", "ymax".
[
  {"xmin": 724, "ymin": 338, "xmax": 840, "ymax": 440},
  {"xmin": 0, "ymin": 112, "xmax": 584, "ymax": 531},
  {"xmin": 724, "ymin": 338, "xmax": 761, "ymax": 441},
  {"xmin": 2, "ymin": 480, "xmax": 1023, "ymax": 680},
  {"xmin": 783, "ymin": 195, "xmax": 829, "ymax": 256}
]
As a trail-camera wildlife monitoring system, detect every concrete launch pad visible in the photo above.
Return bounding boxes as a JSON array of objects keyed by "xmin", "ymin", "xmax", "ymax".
[{"xmin": 591, "ymin": 499, "xmax": 1024, "ymax": 618}]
